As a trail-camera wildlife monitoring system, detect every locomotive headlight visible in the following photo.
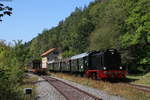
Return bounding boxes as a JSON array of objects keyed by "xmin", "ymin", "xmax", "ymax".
[
  {"xmin": 81, "ymin": 66, "xmax": 83, "ymax": 69},
  {"xmin": 120, "ymin": 66, "xmax": 122, "ymax": 69},
  {"xmin": 103, "ymin": 67, "xmax": 106, "ymax": 70}
]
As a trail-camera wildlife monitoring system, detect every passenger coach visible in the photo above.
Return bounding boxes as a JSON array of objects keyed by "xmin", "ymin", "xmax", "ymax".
[{"xmin": 29, "ymin": 59, "xmax": 46, "ymax": 74}]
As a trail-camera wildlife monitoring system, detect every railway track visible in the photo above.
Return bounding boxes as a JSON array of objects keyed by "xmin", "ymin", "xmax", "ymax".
[
  {"xmin": 124, "ymin": 83, "xmax": 150, "ymax": 92},
  {"xmin": 115, "ymin": 81, "xmax": 150, "ymax": 92},
  {"xmin": 42, "ymin": 76, "xmax": 102, "ymax": 100}
]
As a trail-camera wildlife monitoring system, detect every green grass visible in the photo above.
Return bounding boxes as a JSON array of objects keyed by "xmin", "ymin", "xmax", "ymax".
[{"xmin": 127, "ymin": 72, "xmax": 150, "ymax": 86}]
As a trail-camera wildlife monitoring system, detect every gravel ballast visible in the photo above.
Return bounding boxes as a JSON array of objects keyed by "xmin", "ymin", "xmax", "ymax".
[
  {"xmin": 34, "ymin": 74, "xmax": 126, "ymax": 100},
  {"xmin": 35, "ymin": 77, "xmax": 66, "ymax": 100},
  {"xmin": 52, "ymin": 76, "xmax": 127, "ymax": 100}
]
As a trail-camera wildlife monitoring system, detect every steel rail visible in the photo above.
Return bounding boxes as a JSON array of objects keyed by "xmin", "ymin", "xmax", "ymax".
[
  {"xmin": 42, "ymin": 76, "xmax": 102, "ymax": 100},
  {"xmin": 125, "ymin": 83, "xmax": 150, "ymax": 92}
]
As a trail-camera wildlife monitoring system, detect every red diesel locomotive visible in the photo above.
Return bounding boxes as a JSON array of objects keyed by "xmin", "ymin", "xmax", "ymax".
[{"xmin": 84, "ymin": 49, "xmax": 127, "ymax": 79}]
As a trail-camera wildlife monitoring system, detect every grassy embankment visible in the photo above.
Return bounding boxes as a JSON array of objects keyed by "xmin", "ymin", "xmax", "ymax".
[
  {"xmin": 19, "ymin": 74, "xmax": 38, "ymax": 100},
  {"xmin": 49, "ymin": 72, "xmax": 150, "ymax": 100},
  {"xmin": 127, "ymin": 73, "xmax": 150, "ymax": 86}
]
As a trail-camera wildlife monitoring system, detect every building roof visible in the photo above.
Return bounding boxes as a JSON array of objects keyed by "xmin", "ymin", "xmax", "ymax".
[{"xmin": 40, "ymin": 48, "xmax": 56, "ymax": 57}]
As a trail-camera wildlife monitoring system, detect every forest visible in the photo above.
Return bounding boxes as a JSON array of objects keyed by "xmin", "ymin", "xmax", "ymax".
[
  {"xmin": 0, "ymin": 0, "xmax": 150, "ymax": 99},
  {"xmin": 27, "ymin": 0, "xmax": 150, "ymax": 73},
  {"xmin": 0, "ymin": 40, "xmax": 27, "ymax": 99}
]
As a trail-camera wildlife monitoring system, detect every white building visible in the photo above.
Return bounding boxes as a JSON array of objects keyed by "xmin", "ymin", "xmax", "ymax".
[{"xmin": 40, "ymin": 48, "xmax": 58, "ymax": 69}]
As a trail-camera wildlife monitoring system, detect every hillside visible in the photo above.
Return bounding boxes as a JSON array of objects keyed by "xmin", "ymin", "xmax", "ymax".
[{"xmin": 25, "ymin": 0, "xmax": 150, "ymax": 73}]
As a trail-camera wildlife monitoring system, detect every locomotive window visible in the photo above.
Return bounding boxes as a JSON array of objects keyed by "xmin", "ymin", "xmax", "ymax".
[
  {"xmin": 85, "ymin": 60, "xmax": 88, "ymax": 66},
  {"xmin": 83, "ymin": 57, "xmax": 88, "ymax": 67}
]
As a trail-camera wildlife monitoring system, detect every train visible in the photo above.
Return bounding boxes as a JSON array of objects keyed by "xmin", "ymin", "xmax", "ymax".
[
  {"xmin": 29, "ymin": 59, "xmax": 46, "ymax": 74},
  {"xmin": 48, "ymin": 49, "xmax": 127, "ymax": 79},
  {"xmin": 29, "ymin": 49, "xmax": 127, "ymax": 79}
]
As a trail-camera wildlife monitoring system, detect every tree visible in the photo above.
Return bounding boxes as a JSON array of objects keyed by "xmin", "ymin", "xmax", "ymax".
[
  {"xmin": 120, "ymin": 0, "xmax": 150, "ymax": 73},
  {"xmin": 120, "ymin": 0, "xmax": 150, "ymax": 47},
  {"xmin": 0, "ymin": 3, "xmax": 12, "ymax": 21},
  {"xmin": 0, "ymin": 40, "xmax": 24, "ymax": 100}
]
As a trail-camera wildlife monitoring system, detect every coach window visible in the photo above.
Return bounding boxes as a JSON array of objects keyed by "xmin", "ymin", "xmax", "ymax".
[{"xmin": 72, "ymin": 60, "xmax": 76, "ymax": 67}]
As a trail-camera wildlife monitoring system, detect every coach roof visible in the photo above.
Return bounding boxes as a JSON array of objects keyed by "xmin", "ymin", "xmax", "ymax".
[{"xmin": 71, "ymin": 52, "xmax": 89, "ymax": 60}]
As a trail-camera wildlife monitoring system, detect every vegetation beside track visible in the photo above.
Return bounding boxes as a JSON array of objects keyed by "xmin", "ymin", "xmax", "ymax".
[
  {"xmin": 0, "ymin": 41, "xmax": 31, "ymax": 100},
  {"xmin": 19, "ymin": 73, "xmax": 38, "ymax": 100},
  {"xmin": 127, "ymin": 73, "xmax": 150, "ymax": 86},
  {"xmin": 49, "ymin": 72, "xmax": 150, "ymax": 100}
]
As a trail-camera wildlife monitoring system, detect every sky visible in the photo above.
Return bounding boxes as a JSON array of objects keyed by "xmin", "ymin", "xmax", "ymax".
[{"xmin": 0, "ymin": 0, "xmax": 94, "ymax": 43}]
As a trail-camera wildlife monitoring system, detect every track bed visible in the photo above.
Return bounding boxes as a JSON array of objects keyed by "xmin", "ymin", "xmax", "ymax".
[
  {"xmin": 123, "ymin": 83, "xmax": 150, "ymax": 92},
  {"xmin": 42, "ymin": 76, "xmax": 102, "ymax": 100}
]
